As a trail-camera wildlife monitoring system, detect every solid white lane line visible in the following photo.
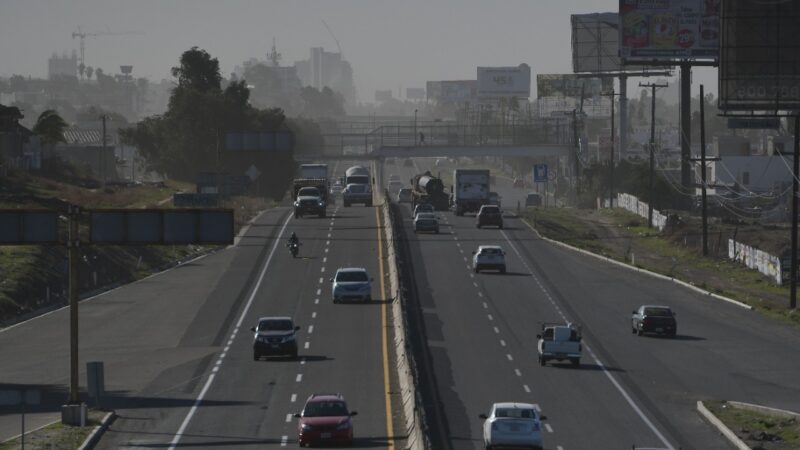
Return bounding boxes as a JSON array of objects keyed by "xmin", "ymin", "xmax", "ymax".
[
  {"xmin": 308, "ymin": 325, "xmax": 314, "ymax": 334},
  {"xmin": 167, "ymin": 212, "xmax": 295, "ymax": 449},
  {"xmin": 499, "ymin": 229, "xmax": 676, "ymax": 450},
  {"xmin": 291, "ymin": 394, "xmax": 297, "ymax": 403},
  {"xmin": 545, "ymin": 424, "xmax": 553, "ymax": 433},
  {"xmin": 506, "ymin": 354, "xmax": 513, "ymax": 361},
  {"xmin": 524, "ymin": 385, "xmax": 531, "ymax": 393},
  {"xmin": 285, "ymin": 413, "xmax": 292, "ymax": 423},
  {"xmin": 296, "ymin": 374, "xmax": 303, "ymax": 382},
  {"xmin": 514, "ymin": 368, "xmax": 522, "ymax": 377}
]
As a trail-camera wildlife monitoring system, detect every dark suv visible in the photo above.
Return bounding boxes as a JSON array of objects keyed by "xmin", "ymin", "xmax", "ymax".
[
  {"xmin": 251, "ymin": 316, "xmax": 300, "ymax": 360},
  {"xmin": 476, "ymin": 205, "xmax": 503, "ymax": 229}
]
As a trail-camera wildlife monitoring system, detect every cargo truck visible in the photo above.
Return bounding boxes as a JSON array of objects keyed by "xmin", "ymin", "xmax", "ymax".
[{"xmin": 452, "ymin": 169, "xmax": 490, "ymax": 216}]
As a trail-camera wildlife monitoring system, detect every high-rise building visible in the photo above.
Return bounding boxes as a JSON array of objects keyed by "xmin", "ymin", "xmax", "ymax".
[
  {"xmin": 294, "ymin": 47, "xmax": 355, "ymax": 104},
  {"xmin": 48, "ymin": 51, "xmax": 78, "ymax": 79}
]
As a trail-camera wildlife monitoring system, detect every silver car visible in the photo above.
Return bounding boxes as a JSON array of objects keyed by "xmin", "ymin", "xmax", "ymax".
[
  {"xmin": 414, "ymin": 212, "xmax": 439, "ymax": 234},
  {"xmin": 330, "ymin": 267, "xmax": 373, "ymax": 303},
  {"xmin": 480, "ymin": 402, "xmax": 546, "ymax": 450}
]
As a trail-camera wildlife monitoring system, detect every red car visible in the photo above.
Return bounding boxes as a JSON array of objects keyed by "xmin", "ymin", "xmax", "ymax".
[{"xmin": 295, "ymin": 394, "xmax": 357, "ymax": 447}]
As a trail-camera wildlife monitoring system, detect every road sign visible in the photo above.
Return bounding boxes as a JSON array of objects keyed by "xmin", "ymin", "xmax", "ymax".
[
  {"xmin": 533, "ymin": 164, "xmax": 548, "ymax": 183},
  {"xmin": 245, "ymin": 164, "xmax": 261, "ymax": 181},
  {"xmin": 89, "ymin": 209, "xmax": 234, "ymax": 245},
  {"xmin": 0, "ymin": 390, "xmax": 40, "ymax": 406},
  {"xmin": 0, "ymin": 211, "xmax": 59, "ymax": 244},
  {"xmin": 727, "ymin": 117, "xmax": 781, "ymax": 130}
]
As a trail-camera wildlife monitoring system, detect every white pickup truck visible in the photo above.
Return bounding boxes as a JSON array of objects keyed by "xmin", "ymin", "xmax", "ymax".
[{"xmin": 536, "ymin": 323, "xmax": 582, "ymax": 367}]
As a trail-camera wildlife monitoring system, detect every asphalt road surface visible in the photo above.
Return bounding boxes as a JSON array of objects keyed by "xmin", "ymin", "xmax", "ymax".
[
  {"xmin": 0, "ymin": 160, "xmax": 399, "ymax": 449},
  {"xmin": 390, "ymin": 157, "xmax": 800, "ymax": 450}
]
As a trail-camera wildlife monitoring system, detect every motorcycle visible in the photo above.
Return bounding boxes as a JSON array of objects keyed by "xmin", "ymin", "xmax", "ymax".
[{"xmin": 287, "ymin": 241, "xmax": 300, "ymax": 258}]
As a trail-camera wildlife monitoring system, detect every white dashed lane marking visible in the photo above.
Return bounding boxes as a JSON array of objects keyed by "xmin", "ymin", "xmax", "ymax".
[
  {"xmin": 312, "ymin": 312, "xmax": 317, "ymax": 319},
  {"xmin": 487, "ymin": 314, "xmax": 494, "ymax": 321},
  {"xmin": 316, "ymin": 289, "xmax": 321, "ymax": 296},
  {"xmin": 318, "ymin": 278, "xmax": 323, "ymax": 284},
  {"xmin": 280, "ymin": 435, "xmax": 288, "ymax": 447},
  {"xmin": 506, "ymin": 354, "xmax": 513, "ymax": 361},
  {"xmin": 545, "ymin": 423, "xmax": 554, "ymax": 433},
  {"xmin": 524, "ymin": 385, "xmax": 531, "ymax": 393},
  {"xmin": 308, "ymin": 325, "xmax": 314, "ymax": 334},
  {"xmin": 285, "ymin": 413, "xmax": 292, "ymax": 423},
  {"xmin": 304, "ymin": 342, "xmax": 310, "ymax": 349},
  {"xmin": 514, "ymin": 368, "xmax": 522, "ymax": 377},
  {"xmin": 320, "ymin": 266, "xmax": 325, "ymax": 273},
  {"xmin": 493, "ymin": 327, "xmax": 500, "ymax": 334},
  {"xmin": 291, "ymin": 394, "xmax": 297, "ymax": 403},
  {"xmin": 296, "ymin": 374, "xmax": 303, "ymax": 382},
  {"xmin": 500, "ymin": 340, "xmax": 506, "ymax": 347}
]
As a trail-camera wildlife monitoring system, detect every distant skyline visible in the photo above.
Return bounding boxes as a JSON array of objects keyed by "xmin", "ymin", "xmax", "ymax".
[{"xmin": 0, "ymin": 0, "xmax": 718, "ymax": 103}]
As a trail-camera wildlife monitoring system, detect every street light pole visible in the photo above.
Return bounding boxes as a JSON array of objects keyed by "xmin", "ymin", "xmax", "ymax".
[
  {"xmin": 414, "ymin": 109, "xmax": 418, "ymax": 146},
  {"xmin": 639, "ymin": 81, "xmax": 668, "ymax": 228},
  {"xmin": 602, "ymin": 88, "xmax": 621, "ymax": 208}
]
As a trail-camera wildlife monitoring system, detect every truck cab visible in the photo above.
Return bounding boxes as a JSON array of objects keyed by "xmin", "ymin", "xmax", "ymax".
[
  {"xmin": 537, "ymin": 323, "xmax": 582, "ymax": 367},
  {"xmin": 294, "ymin": 186, "xmax": 326, "ymax": 218}
]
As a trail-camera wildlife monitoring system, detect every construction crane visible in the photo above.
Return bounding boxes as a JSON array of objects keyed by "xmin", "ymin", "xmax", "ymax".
[
  {"xmin": 71, "ymin": 27, "xmax": 144, "ymax": 67},
  {"xmin": 321, "ymin": 20, "xmax": 343, "ymax": 56}
]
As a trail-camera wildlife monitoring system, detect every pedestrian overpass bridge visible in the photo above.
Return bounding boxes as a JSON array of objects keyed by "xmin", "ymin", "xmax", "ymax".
[{"xmin": 314, "ymin": 119, "xmax": 576, "ymax": 160}]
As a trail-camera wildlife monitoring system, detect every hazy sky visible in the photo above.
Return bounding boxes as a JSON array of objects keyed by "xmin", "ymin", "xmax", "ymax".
[{"xmin": 0, "ymin": 0, "xmax": 717, "ymax": 102}]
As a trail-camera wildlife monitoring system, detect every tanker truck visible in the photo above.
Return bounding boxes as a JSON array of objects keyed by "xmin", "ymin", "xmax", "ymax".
[{"xmin": 410, "ymin": 171, "xmax": 450, "ymax": 211}]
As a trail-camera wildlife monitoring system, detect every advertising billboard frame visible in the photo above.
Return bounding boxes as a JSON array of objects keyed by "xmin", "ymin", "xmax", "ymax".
[
  {"xmin": 717, "ymin": 0, "xmax": 800, "ymax": 113},
  {"xmin": 477, "ymin": 65, "xmax": 531, "ymax": 98},
  {"xmin": 572, "ymin": 12, "xmax": 651, "ymax": 73}
]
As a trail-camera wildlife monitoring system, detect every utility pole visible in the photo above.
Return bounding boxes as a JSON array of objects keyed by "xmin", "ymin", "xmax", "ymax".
[
  {"xmin": 699, "ymin": 85, "xmax": 709, "ymax": 256},
  {"xmin": 639, "ymin": 81, "xmax": 668, "ymax": 228},
  {"xmin": 680, "ymin": 63, "xmax": 692, "ymax": 193},
  {"xmin": 572, "ymin": 109, "xmax": 580, "ymax": 202},
  {"xmin": 792, "ymin": 114, "xmax": 800, "ymax": 309},
  {"xmin": 100, "ymin": 114, "xmax": 107, "ymax": 187},
  {"xmin": 602, "ymin": 88, "xmax": 621, "ymax": 208}
]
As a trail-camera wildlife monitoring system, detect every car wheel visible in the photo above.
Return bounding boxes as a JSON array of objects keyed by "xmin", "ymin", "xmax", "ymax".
[
  {"xmin": 474, "ymin": 267, "xmax": 480, "ymax": 273},
  {"xmin": 636, "ymin": 328, "xmax": 643, "ymax": 336},
  {"xmin": 476, "ymin": 224, "xmax": 481, "ymax": 229},
  {"xmin": 539, "ymin": 356, "xmax": 546, "ymax": 366},
  {"xmin": 499, "ymin": 224, "xmax": 503, "ymax": 229},
  {"xmin": 485, "ymin": 445, "xmax": 493, "ymax": 450},
  {"xmin": 292, "ymin": 350, "xmax": 299, "ymax": 359},
  {"xmin": 294, "ymin": 213, "xmax": 299, "ymax": 219},
  {"xmin": 500, "ymin": 267, "xmax": 506, "ymax": 274},
  {"xmin": 365, "ymin": 295, "xmax": 372, "ymax": 302},
  {"xmin": 571, "ymin": 357, "xmax": 580, "ymax": 367},
  {"xmin": 333, "ymin": 298, "xmax": 340, "ymax": 304},
  {"xmin": 253, "ymin": 353, "xmax": 259, "ymax": 361}
]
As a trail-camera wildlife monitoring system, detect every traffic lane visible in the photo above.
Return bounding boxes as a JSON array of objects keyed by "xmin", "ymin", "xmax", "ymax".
[
  {"xmin": 156, "ymin": 209, "xmax": 331, "ymax": 449},
  {"xmin": 440, "ymin": 212, "xmax": 672, "ymax": 449},
  {"xmin": 91, "ymin": 207, "xmax": 293, "ymax": 449},
  {"xmin": 503, "ymin": 217, "xmax": 800, "ymax": 448},
  {"xmin": 398, "ymin": 204, "xmax": 538, "ymax": 450},
  {"xmin": 158, "ymin": 203, "xmax": 392, "ymax": 449},
  {"xmin": 0, "ymin": 206, "xmax": 289, "ymax": 443}
]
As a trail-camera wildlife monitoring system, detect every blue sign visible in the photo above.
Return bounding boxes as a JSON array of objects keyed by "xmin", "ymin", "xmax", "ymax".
[{"xmin": 533, "ymin": 164, "xmax": 548, "ymax": 183}]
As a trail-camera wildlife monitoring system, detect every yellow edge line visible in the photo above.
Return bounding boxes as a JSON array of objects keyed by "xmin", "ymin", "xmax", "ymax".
[{"xmin": 375, "ymin": 205, "xmax": 395, "ymax": 448}]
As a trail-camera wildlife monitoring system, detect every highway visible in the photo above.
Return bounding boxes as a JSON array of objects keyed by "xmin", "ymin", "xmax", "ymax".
[
  {"xmin": 0, "ymin": 160, "xmax": 399, "ymax": 449},
  {"xmin": 388, "ymin": 158, "xmax": 800, "ymax": 450}
]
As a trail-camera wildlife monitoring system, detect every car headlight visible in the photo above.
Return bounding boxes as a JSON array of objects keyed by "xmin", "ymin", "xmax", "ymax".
[
  {"xmin": 318, "ymin": 201, "xmax": 325, "ymax": 207},
  {"xmin": 301, "ymin": 423, "xmax": 313, "ymax": 431},
  {"xmin": 336, "ymin": 420, "xmax": 352, "ymax": 430}
]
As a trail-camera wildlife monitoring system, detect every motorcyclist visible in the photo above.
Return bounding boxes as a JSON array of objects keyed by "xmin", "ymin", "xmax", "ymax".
[{"xmin": 288, "ymin": 232, "xmax": 299, "ymax": 246}]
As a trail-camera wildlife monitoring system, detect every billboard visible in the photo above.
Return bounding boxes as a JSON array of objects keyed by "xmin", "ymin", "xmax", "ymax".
[
  {"xmin": 375, "ymin": 90, "xmax": 393, "ymax": 102},
  {"xmin": 619, "ymin": 0, "xmax": 720, "ymax": 62},
  {"xmin": 427, "ymin": 80, "xmax": 477, "ymax": 102},
  {"xmin": 90, "ymin": 209, "xmax": 234, "ymax": 245},
  {"xmin": 537, "ymin": 75, "xmax": 613, "ymax": 98},
  {"xmin": 406, "ymin": 87, "xmax": 426, "ymax": 100},
  {"xmin": 572, "ymin": 13, "xmax": 630, "ymax": 73},
  {"xmin": 477, "ymin": 64, "xmax": 531, "ymax": 98},
  {"xmin": 718, "ymin": 0, "xmax": 800, "ymax": 111}
]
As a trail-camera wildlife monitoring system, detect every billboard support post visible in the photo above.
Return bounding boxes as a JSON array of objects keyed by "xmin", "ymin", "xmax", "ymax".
[
  {"xmin": 640, "ymin": 81, "xmax": 668, "ymax": 228},
  {"xmin": 619, "ymin": 75, "xmax": 628, "ymax": 160},
  {"xmin": 700, "ymin": 85, "xmax": 708, "ymax": 257},
  {"xmin": 680, "ymin": 63, "xmax": 692, "ymax": 193},
  {"xmin": 68, "ymin": 205, "xmax": 80, "ymax": 405}
]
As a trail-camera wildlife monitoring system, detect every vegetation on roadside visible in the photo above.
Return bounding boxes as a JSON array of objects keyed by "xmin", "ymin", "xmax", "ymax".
[
  {"xmin": 0, "ymin": 410, "xmax": 105, "ymax": 450},
  {"xmin": 705, "ymin": 401, "xmax": 800, "ymax": 449},
  {"xmin": 523, "ymin": 207, "xmax": 800, "ymax": 327}
]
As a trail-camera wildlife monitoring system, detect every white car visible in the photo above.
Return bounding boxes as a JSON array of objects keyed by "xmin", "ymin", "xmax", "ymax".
[
  {"xmin": 330, "ymin": 267, "xmax": 373, "ymax": 303},
  {"xmin": 472, "ymin": 245, "xmax": 506, "ymax": 274},
  {"xmin": 413, "ymin": 212, "xmax": 439, "ymax": 234},
  {"xmin": 479, "ymin": 402, "xmax": 545, "ymax": 450},
  {"xmin": 413, "ymin": 203, "xmax": 435, "ymax": 218}
]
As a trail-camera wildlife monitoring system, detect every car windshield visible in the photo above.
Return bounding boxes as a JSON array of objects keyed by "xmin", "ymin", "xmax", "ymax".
[
  {"xmin": 644, "ymin": 307, "xmax": 673, "ymax": 316},
  {"xmin": 336, "ymin": 271, "xmax": 368, "ymax": 282},
  {"xmin": 417, "ymin": 204, "xmax": 433, "ymax": 211},
  {"xmin": 258, "ymin": 319, "xmax": 293, "ymax": 331},
  {"xmin": 480, "ymin": 248, "xmax": 502, "ymax": 255},
  {"xmin": 303, "ymin": 401, "xmax": 349, "ymax": 417},
  {"xmin": 298, "ymin": 187, "xmax": 320, "ymax": 196},
  {"xmin": 481, "ymin": 206, "xmax": 500, "ymax": 214},
  {"xmin": 417, "ymin": 213, "xmax": 435, "ymax": 220},
  {"xmin": 495, "ymin": 408, "xmax": 536, "ymax": 419},
  {"xmin": 347, "ymin": 184, "xmax": 366, "ymax": 193}
]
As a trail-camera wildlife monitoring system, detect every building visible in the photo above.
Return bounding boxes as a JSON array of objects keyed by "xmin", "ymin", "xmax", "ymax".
[
  {"xmin": 48, "ymin": 51, "xmax": 78, "ymax": 79},
  {"xmin": 53, "ymin": 128, "xmax": 119, "ymax": 180},
  {"xmin": 0, "ymin": 104, "xmax": 41, "ymax": 170},
  {"xmin": 294, "ymin": 47, "xmax": 355, "ymax": 104}
]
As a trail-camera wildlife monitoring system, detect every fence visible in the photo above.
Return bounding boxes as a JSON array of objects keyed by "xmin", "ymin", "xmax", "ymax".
[
  {"xmin": 728, "ymin": 239, "xmax": 783, "ymax": 285},
  {"xmin": 616, "ymin": 193, "xmax": 668, "ymax": 231}
]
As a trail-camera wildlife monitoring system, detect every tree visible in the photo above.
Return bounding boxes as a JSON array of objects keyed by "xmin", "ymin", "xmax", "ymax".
[
  {"xmin": 85, "ymin": 66, "xmax": 94, "ymax": 80},
  {"xmin": 78, "ymin": 63, "xmax": 86, "ymax": 80},
  {"xmin": 299, "ymin": 86, "xmax": 345, "ymax": 118},
  {"xmin": 171, "ymin": 47, "xmax": 222, "ymax": 94},
  {"xmin": 33, "ymin": 110, "xmax": 68, "ymax": 145}
]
